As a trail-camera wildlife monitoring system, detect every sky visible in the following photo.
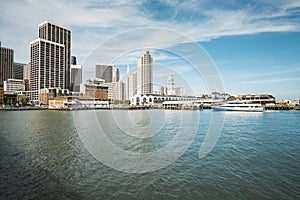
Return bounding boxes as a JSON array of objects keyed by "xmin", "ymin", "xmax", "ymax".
[{"xmin": 0, "ymin": 0, "xmax": 300, "ymax": 100}]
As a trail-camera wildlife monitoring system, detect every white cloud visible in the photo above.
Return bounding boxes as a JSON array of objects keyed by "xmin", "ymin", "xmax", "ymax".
[{"xmin": 0, "ymin": 0, "xmax": 299, "ymax": 80}]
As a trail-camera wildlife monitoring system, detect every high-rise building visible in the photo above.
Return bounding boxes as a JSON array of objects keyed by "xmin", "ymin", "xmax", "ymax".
[
  {"xmin": 13, "ymin": 62, "xmax": 25, "ymax": 80},
  {"xmin": 95, "ymin": 64, "xmax": 112, "ymax": 83},
  {"xmin": 137, "ymin": 50, "xmax": 153, "ymax": 94},
  {"xmin": 128, "ymin": 70, "xmax": 137, "ymax": 98},
  {"xmin": 70, "ymin": 64, "xmax": 82, "ymax": 92},
  {"xmin": 23, "ymin": 63, "xmax": 30, "ymax": 80},
  {"xmin": 113, "ymin": 68, "xmax": 120, "ymax": 82},
  {"xmin": 30, "ymin": 21, "xmax": 71, "ymax": 102},
  {"xmin": 108, "ymin": 81, "xmax": 125, "ymax": 101},
  {"xmin": 0, "ymin": 43, "xmax": 14, "ymax": 84},
  {"xmin": 124, "ymin": 65, "xmax": 130, "ymax": 100}
]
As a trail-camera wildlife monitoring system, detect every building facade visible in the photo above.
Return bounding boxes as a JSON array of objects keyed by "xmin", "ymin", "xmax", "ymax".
[
  {"xmin": 0, "ymin": 44, "xmax": 14, "ymax": 84},
  {"xmin": 70, "ymin": 64, "xmax": 82, "ymax": 92},
  {"xmin": 95, "ymin": 64, "xmax": 112, "ymax": 83},
  {"xmin": 0, "ymin": 83, "xmax": 4, "ymax": 105},
  {"xmin": 4, "ymin": 79, "xmax": 25, "ymax": 93},
  {"xmin": 108, "ymin": 81, "xmax": 125, "ymax": 101},
  {"xmin": 128, "ymin": 70, "xmax": 137, "ymax": 99},
  {"xmin": 38, "ymin": 21, "xmax": 71, "ymax": 90},
  {"xmin": 13, "ymin": 62, "xmax": 25, "ymax": 80},
  {"xmin": 113, "ymin": 68, "xmax": 120, "ymax": 82},
  {"xmin": 23, "ymin": 63, "xmax": 30, "ymax": 80},
  {"xmin": 137, "ymin": 50, "xmax": 153, "ymax": 95},
  {"xmin": 83, "ymin": 79, "xmax": 108, "ymax": 100},
  {"xmin": 30, "ymin": 21, "xmax": 71, "ymax": 102}
]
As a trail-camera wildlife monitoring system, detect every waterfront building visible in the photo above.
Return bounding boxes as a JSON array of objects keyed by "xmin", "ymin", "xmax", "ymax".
[
  {"xmin": 13, "ymin": 62, "xmax": 25, "ymax": 80},
  {"xmin": 0, "ymin": 83, "xmax": 3, "ymax": 105},
  {"xmin": 95, "ymin": 64, "xmax": 112, "ymax": 83},
  {"xmin": 48, "ymin": 96, "xmax": 109, "ymax": 109},
  {"xmin": 4, "ymin": 79, "xmax": 25, "ymax": 94},
  {"xmin": 130, "ymin": 93, "xmax": 205, "ymax": 107},
  {"xmin": 70, "ymin": 64, "xmax": 82, "ymax": 92},
  {"xmin": 39, "ymin": 88, "xmax": 69, "ymax": 105},
  {"xmin": 83, "ymin": 79, "xmax": 108, "ymax": 100},
  {"xmin": 30, "ymin": 21, "xmax": 71, "ymax": 102},
  {"xmin": 0, "ymin": 44, "xmax": 14, "ymax": 84},
  {"xmin": 137, "ymin": 50, "xmax": 153, "ymax": 95}
]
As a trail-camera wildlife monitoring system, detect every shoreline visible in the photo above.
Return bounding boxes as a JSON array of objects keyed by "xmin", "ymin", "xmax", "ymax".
[{"xmin": 0, "ymin": 106, "xmax": 298, "ymax": 112}]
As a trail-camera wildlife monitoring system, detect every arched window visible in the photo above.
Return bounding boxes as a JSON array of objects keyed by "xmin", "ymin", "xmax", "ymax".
[
  {"xmin": 143, "ymin": 97, "xmax": 146, "ymax": 103},
  {"xmin": 149, "ymin": 98, "xmax": 152, "ymax": 102},
  {"xmin": 136, "ymin": 97, "xmax": 140, "ymax": 103}
]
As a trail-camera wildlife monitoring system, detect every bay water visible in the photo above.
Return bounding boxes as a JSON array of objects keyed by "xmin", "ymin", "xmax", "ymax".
[{"xmin": 0, "ymin": 110, "xmax": 299, "ymax": 199}]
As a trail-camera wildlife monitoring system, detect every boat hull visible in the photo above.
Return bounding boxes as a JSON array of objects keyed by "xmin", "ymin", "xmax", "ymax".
[{"xmin": 211, "ymin": 106, "xmax": 264, "ymax": 112}]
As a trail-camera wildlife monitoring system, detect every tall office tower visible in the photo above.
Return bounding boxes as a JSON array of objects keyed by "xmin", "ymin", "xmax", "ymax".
[
  {"xmin": 113, "ymin": 68, "xmax": 120, "ymax": 82},
  {"xmin": 128, "ymin": 70, "xmax": 137, "ymax": 98},
  {"xmin": 71, "ymin": 56, "xmax": 77, "ymax": 65},
  {"xmin": 38, "ymin": 21, "xmax": 71, "ymax": 89},
  {"xmin": 30, "ymin": 21, "xmax": 71, "ymax": 102},
  {"xmin": 124, "ymin": 65, "xmax": 130, "ymax": 100},
  {"xmin": 13, "ymin": 62, "xmax": 25, "ymax": 80},
  {"xmin": 166, "ymin": 71, "xmax": 175, "ymax": 95},
  {"xmin": 0, "ymin": 43, "xmax": 14, "ymax": 84},
  {"xmin": 137, "ymin": 50, "xmax": 153, "ymax": 94},
  {"xmin": 70, "ymin": 64, "xmax": 82, "ymax": 92},
  {"xmin": 95, "ymin": 64, "xmax": 112, "ymax": 83}
]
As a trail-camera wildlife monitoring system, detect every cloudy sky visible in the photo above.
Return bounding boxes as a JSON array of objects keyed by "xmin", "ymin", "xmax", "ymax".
[{"xmin": 1, "ymin": 0, "xmax": 300, "ymax": 100}]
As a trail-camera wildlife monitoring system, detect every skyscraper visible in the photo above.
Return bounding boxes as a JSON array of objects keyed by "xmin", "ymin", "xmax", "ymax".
[
  {"xmin": 30, "ymin": 21, "xmax": 71, "ymax": 102},
  {"xmin": 137, "ymin": 50, "xmax": 153, "ymax": 94},
  {"xmin": 113, "ymin": 68, "xmax": 120, "ymax": 82},
  {"xmin": 128, "ymin": 70, "xmax": 137, "ymax": 98},
  {"xmin": 95, "ymin": 64, "xmax": 112, "ymax": 83},
  {"xmin": 0, "ymin": 43, "xmax": 14, "ymax": 84},
  {"xmin": 70, "ymin": 64, "xmax": 82, "ymax": 92}
]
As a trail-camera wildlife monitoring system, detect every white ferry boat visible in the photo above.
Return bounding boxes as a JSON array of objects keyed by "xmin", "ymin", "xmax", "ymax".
[{"xmin": 211, "ymin": 101, "xmax": 264, "ymax": 112}]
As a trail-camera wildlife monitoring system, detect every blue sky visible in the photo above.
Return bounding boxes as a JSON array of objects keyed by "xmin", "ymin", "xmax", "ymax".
[{"xmin": 0, "ymin": 0, "xmax": 299, "ymax": 100}]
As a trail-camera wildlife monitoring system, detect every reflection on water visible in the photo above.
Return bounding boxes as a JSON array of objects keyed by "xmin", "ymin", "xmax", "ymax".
[{"xmin": 1, "ymin": 110, "xmax": 299, "ymax": 199}]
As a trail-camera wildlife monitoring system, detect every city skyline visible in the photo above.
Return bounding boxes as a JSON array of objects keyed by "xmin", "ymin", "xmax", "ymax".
[{"xmin": 0, "ymin": 0, "xmax": 299, "ymax": 100}]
